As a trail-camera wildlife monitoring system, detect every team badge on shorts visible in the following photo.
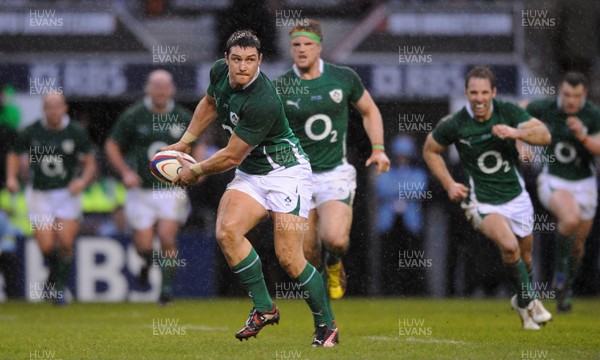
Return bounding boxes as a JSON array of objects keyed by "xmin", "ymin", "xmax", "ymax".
[{"xmin": 329, "ymin": 89, "xmax": 343, "ymax": 104}]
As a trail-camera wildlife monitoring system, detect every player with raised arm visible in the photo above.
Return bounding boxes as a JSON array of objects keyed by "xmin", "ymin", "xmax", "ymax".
[
  {"xmin": 165, "ymin": 30, "xmax": 337, "ymax": 347},
  {"xmin": 423, "ymin": 66, "xmax": 553, "ymax": 330},
  {"xmin": 274, "ymin": 19, "xmax": 390, "ymax": 303},
  {"xmin": 6, "ymin": 93, "xmax": 96, "ymax": 305},
  {"xmin": 105, "ymin": 70, "xmax": 194, "ymax": 305},
  {"xmin": 525, "ymin": 72, "xmax": 600, "ymax": 312}
]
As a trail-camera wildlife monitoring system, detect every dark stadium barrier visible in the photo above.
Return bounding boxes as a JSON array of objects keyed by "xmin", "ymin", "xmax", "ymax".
[{"xmin": 15, "ymin": 232, "xmax": 215, "ymax": 302}]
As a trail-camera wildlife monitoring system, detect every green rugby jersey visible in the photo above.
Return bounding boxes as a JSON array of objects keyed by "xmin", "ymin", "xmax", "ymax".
[
  {"xmin": 12, "ymin": 118, "xmax": 91, "ymax": 191},
  {"xmin": 432, "ymin": 99, "xmax": 532, "ymax": 205},
  {"xmin": 526, "ymin": 99, "xmax": 600, "ymax": 180},
  {"xmin": 275, "ymin": 61, "xmax": 365, "ymax": 172},
  {"xmin": 207, "ymin": 59, "xmax": 307, "ymax": 175},
  {"xmin": 109, "ymin": 100, "xmax": 192, "ymax": 189}
]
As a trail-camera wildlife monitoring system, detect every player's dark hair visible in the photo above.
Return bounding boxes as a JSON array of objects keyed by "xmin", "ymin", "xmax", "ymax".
[
  {"xmin": 465, "ymin": 66, "xmax": 496, "ymax": 90},
  {"xmin": 225, "ymin": 30, "xmax": 262, "ymax": 55},
  {"xmin": 289, "ymin": 19, "xmax": 324, "ymax": 42},
  {"xmin": 561, "ymin": 72, "xmax": 587, "ymax": 89}
]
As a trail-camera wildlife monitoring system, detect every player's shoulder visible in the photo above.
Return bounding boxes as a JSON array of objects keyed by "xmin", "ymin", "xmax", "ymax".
[
  {"xmin": 66, "ymin": 119, "xmax": 87, "ymax": 134},
  {"xmin": 274, "ymin": 68, "xmax": 295, "ymax": 81},
  {"xmin": 21, "ymin": 119, "xmax": 43, "ymax": 133},
  {"xmin": 493, "ymin": 98, "xmax": 521, "ymax": 110},
  {"xmin": 121, "ymin": 101, "xmax": 147, "ymax": 119},
  {"xmin": 526, "ymin": 98, "xmax": 555, "ymax": 112},
  {"xmin": 434, "ymin": 111, "xmax": 462, "ymax": 133},
  {"xmin": 173, "ymin": 103, "xmax": 193, "ymax": 118},
  {"xmin": 582, "ymin": 100, "xmax": 600, "ymax": 117},
  {"xmin": 324, "ymin": 62, "xmax": 360, "ymax": 80},
  {"xmin": 210, "ymin": 58, "xmax": 228, "ymax": 77}
]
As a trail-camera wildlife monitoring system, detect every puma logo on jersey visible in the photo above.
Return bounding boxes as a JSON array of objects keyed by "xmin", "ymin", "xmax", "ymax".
[
  {"xmin": 459, "ymin": 139, "xmax": 471, "ymax": 147},
  {"xmin": 286, "ymin": 99, "xmax": 301, "ymax": 109}
]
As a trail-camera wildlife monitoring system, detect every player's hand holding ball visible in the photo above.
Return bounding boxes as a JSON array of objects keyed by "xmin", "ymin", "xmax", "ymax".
[
  {"xmin": 149, "ymin": 150, "xmax": 198, "ymax": 186},
  {"xmin": 173, "ymin": 154, "xmax": 202, "ymax": 187},
  {"xmin": 160, "ymin": 140, "xmax": 192, "ymax": 155}
]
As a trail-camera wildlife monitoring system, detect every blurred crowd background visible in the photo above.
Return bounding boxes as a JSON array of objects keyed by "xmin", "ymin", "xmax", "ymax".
[{"xmin": 1, "ymin": 0, "xmax": 599, "ymax": 300}]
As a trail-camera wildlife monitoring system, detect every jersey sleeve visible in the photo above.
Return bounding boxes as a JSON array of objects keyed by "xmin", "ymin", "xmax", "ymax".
[
  {"xmin": 206, "ymin": 59, "xmax": 227, "ymax": 98},
  {"xmin": 431, "ymin": 114, "xmax": 456, "ymax": 146},
  {"xmin": 75, "ymin": 125, "xmax": 92, "ymax": 157},
  {"xmin": 344, "ymin": 67, "xmax": 365, "ymax": 103},
  {"xmin": 109, "ymin": 112, "xmax": 134, "ymax": 150},
  {"xmin": 586, "ymin": 104, "xmax": 600, "ymax": 135},
  {"xmin": 234, "ymin": 95, "xmax": 279, "ymax": 146},
  {"xmin": 10, "ymin": 126, "xmax": 31, "ymax": 154},
  {"xmin": 504, "ymin": 101, "xmax": 532, "ymax": 126},
  {"xmin": 525, "ymin": 100, "xmax": 544, "ymax": 120}
]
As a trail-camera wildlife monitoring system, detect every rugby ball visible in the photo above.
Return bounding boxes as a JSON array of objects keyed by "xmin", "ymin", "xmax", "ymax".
[{"xmin": 149, "ymin": 150, "xmax": 197, "ymax": 184}]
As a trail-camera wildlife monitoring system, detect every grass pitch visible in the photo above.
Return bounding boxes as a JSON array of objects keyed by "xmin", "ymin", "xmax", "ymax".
[{"xmin": 1, "ymin": 298, "xmax": 599, "ymax": 359}]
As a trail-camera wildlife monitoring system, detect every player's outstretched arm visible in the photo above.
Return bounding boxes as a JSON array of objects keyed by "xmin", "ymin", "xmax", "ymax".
[
  {"xmin": 423, "ymin": 133, "xmax": 467, "ymax": 202},
  {"xmin": 492, "ymin": 118, "xmax": 551, "ymax": 146},
  {"xmin": 353, "ymin": 90, "xmax": 390, "ymax": 175},
  {"xmin": 163, "ymin": 94, "xmax": 218, "ymax": 154},
  {"xmin": 174, "ymin": 133, "xmax": 255, "ymax": 186}
]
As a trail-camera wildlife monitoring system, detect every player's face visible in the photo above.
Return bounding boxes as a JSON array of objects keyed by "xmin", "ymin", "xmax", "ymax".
[
  {"xmin": 465, "ymin": 77, "xmax": 496, "ymax": 121},
  {"xmin": 559, "ymin": 82, "xmax": 587, "ymax": 115},
  {"xmin": 43, "ymin": 94, "xmax": 68, "ymax": 127},
  {"xmin": 226, "ymin": 46, "xmax": 262, "ymax": 88},
  {"xmin": 290, "ymin": 36, "xmax": 321, "ymax": 71},
  {"xmin": 146, "ymin": 74, "xmax": 175, "ymax": 110}
]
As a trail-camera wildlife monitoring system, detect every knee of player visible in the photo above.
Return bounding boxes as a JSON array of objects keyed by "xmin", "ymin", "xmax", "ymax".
[
  {"xmin": 501, "ymin": 243, "xmax": 520, "ymax": 260},
  {"xmin": 216, "ymin": 220, "xmax": 242, "ymax": 244},
  {"xmin": 559, "ymin": 213, "xmax": 581, "ymax": 234},
  {"xmin": 302, "ymin": 247, "xmax": 321, "ymax": 266},
  {"xmin": 277, "ymin": 254, "xmax": 295, "ymax": 273},
  {"xmin": 323, "ymin": 234, "xmax": 349, "ymax": 254}
]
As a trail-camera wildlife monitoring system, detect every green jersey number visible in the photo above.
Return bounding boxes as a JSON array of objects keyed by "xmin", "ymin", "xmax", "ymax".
[
  {"xmin": 477, "ymin": 150, "xmax": 510, "ymax": 174},
  {"xmin": 305, "ymin": 114, "xmax": 338, "ymax": 143}
]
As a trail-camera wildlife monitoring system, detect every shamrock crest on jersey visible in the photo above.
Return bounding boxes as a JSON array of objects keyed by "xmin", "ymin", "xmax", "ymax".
[{"xmin": 329, "ymin": 89, "xmax": 343, "ymax": 104}]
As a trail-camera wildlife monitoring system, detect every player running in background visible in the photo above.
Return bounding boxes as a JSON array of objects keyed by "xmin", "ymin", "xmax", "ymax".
[
  {"xmin": 105, "ymin": 70, "xmax": 194, "ymax": 305},
  {"xmin": 6, "ymin": 93, "xmax": 96, "ymax": 304},
  {"xmin": 524, "ymin": 72, "xmax": 600, "ymax": 312},
  {"xmin": 423, "ymin": 66, "xmax": 553, "ymax": 330},
  {"xmin": 274, "ymin": 19, "xmax": 390, "ymax": 302},
  {"xmin": 166, "ymin": 30, "xmax": 337, "ymax": 347}
]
